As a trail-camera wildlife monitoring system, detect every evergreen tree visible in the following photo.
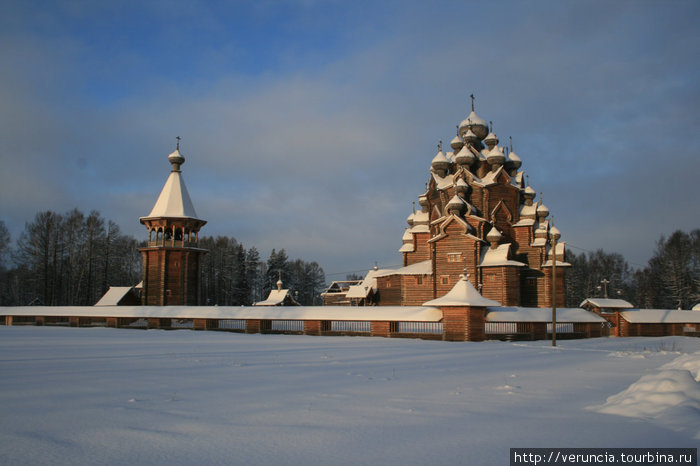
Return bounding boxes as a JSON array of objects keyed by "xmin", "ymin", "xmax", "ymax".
[
  {"xmin": 245, "ymin": 246, "xmax": 263, "ymax": 303},
  {"xmin": 232, "ymin": 244, "xmax": 250, "ymax": 305}
]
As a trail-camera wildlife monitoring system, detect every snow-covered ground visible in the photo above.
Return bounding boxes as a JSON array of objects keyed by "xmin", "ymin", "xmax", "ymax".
[{"xmin": 0, "ymin": 327, "xmax": 698, "ymax": 465}]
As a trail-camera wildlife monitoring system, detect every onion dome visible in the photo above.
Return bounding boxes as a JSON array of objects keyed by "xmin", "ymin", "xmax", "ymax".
[
  {"xmin": 402, "ymin": 228, "xmax": 413, "ymax": 242},
  {"xmin": 454, "ymin": 144, "xmax": 476, "ymax": 166},
  {"xmin": 507, "ymin": 150, "xmax": 522, "ymax": 169},
  {"xmin": 486, "ymin": 146, "xmax": 505, "ymax": 167},
  {"xmin": 484, "ymin": 131, "xmax": 498, "ymax": 149},
  {"xmin": 486, "ymin": 226, "xmax": 502, "ymax": 246},
  {"xmin": 454, "ymin": 177, "xmax": 471, "ymax": 196},
  {"xmin": 507, "ymin": 137, "xmax": 522, "ymax": 170},
  {"xmin": 537, "ymin": 194, "xmax": 550, "ymax": 219},
  {"xmin": 450, "ymin": 126, "xmax": 464, "ymax": 152},
  {"xmin": 462, "ymin": 127, "xmax": 480, "ymax": 146},
  {"xmin": 168, "ymin": 148, "xmax": 185, "ymax": 171},
  {"xmin": 406, "ymin": 212, "xmax": 415, "ymax": 226},
  {"xmin": 459, "ymin": 111, "xmax": 489, "ymax": 140},
  {"xmin": 523, "ymin": 185, "xmax": 536, "ymax": 206},
  {"xmin": 431, "ymin": 142, "xmax": 450, "ymax": 174},
  {"xmin": 446, "ymin": 194, "xmax": 466, "ymax": 215}
]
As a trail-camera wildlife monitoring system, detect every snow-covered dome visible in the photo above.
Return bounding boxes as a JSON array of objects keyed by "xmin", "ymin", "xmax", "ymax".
[
  {"xmin": 462, "ymin": 128, "xmax": 479, "ymax": 146},
  {"xmin": 459, "ymin": 111, "xmax": 489, "ymax": 140},
  {"xmin": 537, "ymin": 198, "xmax": 550, "ymax": 218},
  {"xmin": 431, "ymin": 145, "xmax": 450, "ymax": 173},
  {"xmin": 454, "ymin": 144, "xmax": 476, "ymax": 166},
  {"xmin": 523, "ymin": 185, "xmax": 535, "ymax": 200},
  {"xmin": 487, "ymin": 227, "xmax": 502, "ymax": 245},
  {"xmin": 446, "ymin": 194, "xmax": 466, "ymax": 215},
  {"xmin": 454, "ymin": 177, "xmax": 471, "ymax": 195},
  {"xmin": 484, "ymin": 131, "xmax": 498, "ymax": 149},
  {"xmin": 486, "ymin": 146, "xmax": 505, "ymax": 166},
  {"xmin": 507, "ymin": 150, "xmax": 522, "ymax": 169},
  {"xmin": 406, "ymin": 212, "xmax": 415, "ymax": 226},
  {"xmin": 450, "ymin": 129, "xmax": 464, "ymax": 152},
  {"xmin": 168, "ymin": 148, "xmax": 185, "ymax": 171}
]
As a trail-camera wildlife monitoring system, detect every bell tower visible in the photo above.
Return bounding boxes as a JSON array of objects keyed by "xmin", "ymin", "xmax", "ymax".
[{"xmin": 139, "ymin": 139, "xmax": 207, "ymax": 305}]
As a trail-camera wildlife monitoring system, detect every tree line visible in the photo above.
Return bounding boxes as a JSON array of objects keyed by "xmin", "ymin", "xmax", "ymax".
[
  {"xmin": 0, "ymin": 210, "xmax": 695, "ymax": 309},
  {"xmin": 0, "ymin": 209, "xmax": 326, "ymax": 306},
  {"xmin": 565, "ymin": 229, "xmax": 700, "ymax": 309}
]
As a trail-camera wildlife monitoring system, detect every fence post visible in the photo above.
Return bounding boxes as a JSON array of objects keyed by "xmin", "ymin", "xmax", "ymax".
[
  {"xmin": 304, "ymin": 320, "xmax": 321, "ymax": 336},
  {"xmin": 371, "ymin": 321, "xmax": 390, "ymax": 337}
]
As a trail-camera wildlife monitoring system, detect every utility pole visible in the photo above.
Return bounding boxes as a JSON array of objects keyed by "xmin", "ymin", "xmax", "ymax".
[{"xmin": 550, "ymin": 223, "xmax": 561, "ymax": 347}]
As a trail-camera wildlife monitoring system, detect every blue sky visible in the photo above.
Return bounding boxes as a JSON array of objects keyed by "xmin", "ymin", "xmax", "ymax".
[{"xmin": 1, "ymin": 0, "xmax": 699, "ymax": 278}]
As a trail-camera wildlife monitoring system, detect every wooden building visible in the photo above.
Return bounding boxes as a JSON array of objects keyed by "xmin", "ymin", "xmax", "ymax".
[
  {"xmin": 138, "ymin": 141, "xmax": 207, "ymax": 305},
  {"xmin": 373, "ymin": 99, "xmax": 569, "ymax": 307}
]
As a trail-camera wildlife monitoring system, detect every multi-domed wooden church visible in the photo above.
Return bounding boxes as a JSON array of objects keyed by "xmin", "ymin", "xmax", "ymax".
[{"xmin": 338, "ymin": 97, "xmax": 568, "ymax": 308}]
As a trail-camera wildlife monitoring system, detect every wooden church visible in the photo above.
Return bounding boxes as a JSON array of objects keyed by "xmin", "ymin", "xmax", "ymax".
[
  {"xmin": 138, "ymin": 140, "xmax": 207, "ymax": 306},
  {"xmin": 356, "ymin": 97, "xmax": 568, "ymax": 308}
]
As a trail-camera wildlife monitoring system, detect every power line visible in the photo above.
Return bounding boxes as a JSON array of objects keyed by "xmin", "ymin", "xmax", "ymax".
[{"xmin": 566, "ymin": 242, "xmax": 648, "ymax": 270}]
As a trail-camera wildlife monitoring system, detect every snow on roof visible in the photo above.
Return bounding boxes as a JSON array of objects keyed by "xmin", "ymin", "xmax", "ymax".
[
  {"xmin": 409, "ymin": 224, "xmax": 430, "ymax": 234},
  {"xmin": 345, "ymin": 284, "xmax": 372, "ymax": 299},
  {"xmin": 254, "ymin": 289, "xmax": 296, "ymax": 306},
  {"xmin": 402, "ymin": 229, "xmax": 413, "ymax": 241},
  {"xmin": 94, "ymin": 287, "xmax": 136, "ymax": 306},
  {"xmin": 432, "ymin": 173, "xmax": 453, "ymax": 190},
  {"xmin": 520, "ymin": 202, "xmax": 538, "ymax": 218},
  {"xmin": 423, "ymin": 275, "xmax": 501, "ymax": 307},
  {"xmin": 374, "ymin": 260, "xmax": 433, "ymax": 278},
  {"xmin": 512, "ymin": 218, "xmax": 535, "ymax": 227},
  {"xmin": 620, "ymin": 309, "xmax": 700, "ymax": 324},
  {"xmin": 143, "ymin": 171, "xmax": 199, "ymax": 219},
  {"xmin": 693, "ymin": 303, "xmax": 700, "ymax": 311},
  {"xmin": 531, "ymin": 237, "xmax": 547, "ymax": 247},
  {"xmin": 480, "ymin": 244, "xmax": 526, "ymax": 267},
  {"xmin": 580, "ymin": 298, "xmax": 634, "ymax": 309},
  {"xmin": 1, "ymin": 305, "xmax": 443, "ymax": 322},
  {"xmin": 348, "ymin": 268, "xmax": 392, "ymax": 296},
  {"xmin": 486, "ymin": 307, "xmax": 605, "ymax": 323},
  {"xmin": 413, "ymin": 211, "xmax": 429, "ymax": 224},
  {"xmin": 542, "ymin": 242, "xmax": 570, "ymax": 266},
  {"xmin": 398, "ymin": 243, "xmax": 414, "ymax": 253}
]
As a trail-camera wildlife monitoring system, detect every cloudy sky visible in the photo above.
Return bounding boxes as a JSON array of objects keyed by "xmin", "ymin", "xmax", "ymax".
[{"xmin": 1, "ymin": 0, "xmax": 698, "ymax": 278}]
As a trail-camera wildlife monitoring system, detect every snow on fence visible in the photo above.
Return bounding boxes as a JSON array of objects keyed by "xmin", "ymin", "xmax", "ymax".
[{"xmin": 1, "ymin": 305, "xmax": 608, "ymax": 341}]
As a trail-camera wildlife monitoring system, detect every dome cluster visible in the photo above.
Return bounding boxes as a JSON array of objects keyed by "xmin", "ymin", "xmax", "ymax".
[{"xmin": 414, "ymin": 95, "xmax": 561, "ymax": 255}]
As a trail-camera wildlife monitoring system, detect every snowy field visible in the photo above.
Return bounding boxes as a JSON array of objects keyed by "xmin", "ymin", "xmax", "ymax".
[{"xmin": 0, "ymin": 327, "xmax": 698, "ymax": 465}]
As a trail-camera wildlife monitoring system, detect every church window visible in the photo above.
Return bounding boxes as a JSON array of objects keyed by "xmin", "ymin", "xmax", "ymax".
[
  {"xmin": 416, "ymin": 276, "xmax": 423, "ymax": 285},
  {"xmin": 447, "ymin": 252, "xmax": 462, "ymax": 262},
  {"xmin": 441, "ymin": 276, "xmax": 450, "ymax": 285}
]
